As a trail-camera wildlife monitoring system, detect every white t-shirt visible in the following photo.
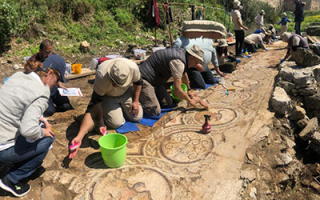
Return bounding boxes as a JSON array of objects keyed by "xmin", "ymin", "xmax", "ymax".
[{"xmin": 232, "ymin": 9, "xmax": 243, "ymax": 30}]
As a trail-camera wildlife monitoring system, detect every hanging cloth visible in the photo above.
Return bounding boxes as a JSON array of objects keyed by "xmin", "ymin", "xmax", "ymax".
[
  {"xmin": 191, "ymin": 5, "xmax": 195, "ymax": 20},
  {"xmin": 149, "ymin": 0, "xmax": 161, "ymax": 27},
  {"xmin": 166, "ymin": 4, "xmax": 173, "ymax": 24}
]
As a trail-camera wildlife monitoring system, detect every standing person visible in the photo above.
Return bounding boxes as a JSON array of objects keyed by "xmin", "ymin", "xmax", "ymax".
[
  {"xmin": 69, "ymin": 58, "xmax": 143, "ymax": 159},
  {"xmin": 294, "ymin": 0, "xmax": 305, "ymax": 35},
  {"xmin": 0, "ymin": 60, "xmax": 64, "ymax": 197},
  {"xmin": 139, "ymin": 45, "xmax": 208, "ymax": 116},
  {"xmin": 255, "ymin": 10, "xmax": 265, "ymax": 30},
  {"xmin": 173, "ymin": 36, "xmax": 224, "ymax": 89},
  {"xmin": 278, "ymin": 12, "xmax": 291, "ymax": 36},
  {"xmin": 231, "ymin": 0, "xmax": 249, "ymax": 57}
]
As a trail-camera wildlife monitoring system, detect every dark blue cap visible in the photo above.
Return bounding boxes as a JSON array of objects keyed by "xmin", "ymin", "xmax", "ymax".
[{"xmin": 43, "ymin": 55, "xmax": 66, "ymax": 83}]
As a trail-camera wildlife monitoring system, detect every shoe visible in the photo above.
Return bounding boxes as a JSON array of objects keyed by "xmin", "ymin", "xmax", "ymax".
[{"xmin": 0, "ymin": 176, "xmax": 31, "ymax": 197}]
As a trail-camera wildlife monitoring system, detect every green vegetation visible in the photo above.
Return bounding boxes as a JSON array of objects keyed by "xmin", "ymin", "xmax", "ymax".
[{"xmin": 0, "ymin": 0, "xmax": 319, "ymax": 57}]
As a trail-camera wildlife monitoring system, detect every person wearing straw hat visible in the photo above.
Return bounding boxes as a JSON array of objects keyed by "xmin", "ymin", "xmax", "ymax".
[
  {"xmin": 69, "ymin": 58, "xmax": 143, "ymax": 159},
  {"xmin": 244, "ymin": 32, "xmax": 269, "ymax": 53},
  {"xmin": 216, "ymin": 39, "xmax": 241, "ymax": 73},
  {"xmin": 0, "ymin": 60, "xmax": 63, "ymax": 197},
  {"xmin": 231, "ymin": 0, "xmax": 248, "ymax": 57},
  {"xmin": 278, "ymin": 12, "xmax": 291, "ymax": 36},
  {"xmin": 139, "ymin": 45, "xmax": 208, "ymax": 116},
  {"xmin": 255, "ymin": 10, "xmax": 265, "ymax": 30},
  {"xmin": 279, "ymin": 32, "xmax": 320, "ymax": 66},
  {"xmin": 173, "ymin": 36, "xmax": 224, "ymax": 89}
]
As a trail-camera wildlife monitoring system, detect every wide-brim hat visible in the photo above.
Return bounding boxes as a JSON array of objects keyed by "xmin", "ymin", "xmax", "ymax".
[
  {"xmin": 106, "ymin": 59, "xmax": 133, "ymax": 87},
  {"xmin": 186, "ymin": 45, "xmax": 204, "ymax": 62},
  {"xmin": 283, "ymin": 12, "xmax": 287, "ymax": 17},
  {"xmin": 281, "ymin": 32, "xmax": 291, "ymax": 42},
  {"xmin": 233, "ymin": 0, "xmax": 241, "ymax": 9},
  {"xmin": 266, "ymin": 30, "xmax": 272, "ymax": 36},
  {"xmin": 260, "ymin": 10, "xmax": 265, "ymax": 15},
  {"xmin": 217, "ymin": 39, "xmax": 228, "ymax": 47},
  {"xmin": 43, "ymin": 55, "xmax": 66, "ymax": 83}
]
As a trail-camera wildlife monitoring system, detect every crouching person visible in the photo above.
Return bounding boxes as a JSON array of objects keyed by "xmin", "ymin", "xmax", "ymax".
[
  {"xmin": 139, "ymin": 45, "xmax": 208, "ymax": 116},
  {"xmin": 0, "ymin": 60, "xmax": 63, "ymax": 197},
  {"xmin": 69, "ymin": 58, "xmax": 143, "ymax": 158}
]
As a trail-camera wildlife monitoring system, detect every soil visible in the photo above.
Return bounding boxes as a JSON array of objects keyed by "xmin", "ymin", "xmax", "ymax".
[{"xmin": 0, "ymin": 40, "xmax": 320, "ymax": 200}]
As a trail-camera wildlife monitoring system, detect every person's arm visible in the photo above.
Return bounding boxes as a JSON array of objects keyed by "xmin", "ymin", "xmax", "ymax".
[
  {"xmin": 182, "ymin": 72, "xmax": 197, "ymax": 97},
  {"xmin": 211, "ymin": 49, "xmax": 224, "ymax": 77},
  {"xmin": 69, "ymin": 91, "xmax": 105, "ymax": 159},
  {"xmin": 130, "ymin": 83, "xmax": 142, "ymax": 116},
  {"xmin": 237, "ymin": 18, "xmax": 248, "ymax": 30},
  {"xmin": 19, "ymin": 96, "xmax": 51, "ymax": 140}
]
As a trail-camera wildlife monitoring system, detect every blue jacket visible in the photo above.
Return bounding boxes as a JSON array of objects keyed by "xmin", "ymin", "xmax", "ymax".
[{"xmin": 278, "ymin": 17, "xmax": 291, "ymax": 25}]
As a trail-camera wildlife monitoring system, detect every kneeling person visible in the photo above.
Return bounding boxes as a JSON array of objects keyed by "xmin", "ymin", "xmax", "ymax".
[
  {"xmin": 139, "ymin": 45, "xmax": 208, "ymax": 116},
  {"xmin": 69, "ymin": 58, "xmax": 143, "ymax": 158}
]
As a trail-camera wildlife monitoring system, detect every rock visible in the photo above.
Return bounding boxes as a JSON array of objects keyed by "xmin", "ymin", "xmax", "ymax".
[
  {"xmin": 306, "ymin": 25, "xmax": 320, "ymax": 36},
  {"xmin": 13, "ymin": 64, "xmax": 20, "ymax": 70},
  {"xmin": 278, "ymin": 172, "xmax": 290, "ymax": 186},
  {"xmin": 299, "ymin": 117, "xmax": 318, "ymax": 140},
  {"xmin": 305, "ymin": 94, "xmax": 320, "ymax": 110},
  {"xmin": 271, "ymin": 87, "xmax": 293, "ymax": 115},
  {"xmin": 312, "ymin": 132, "xmax": 320, "ymax": 146},
  {"xmin": 279, "ymin": 67, "xmax": 294, "ymax": 82},
  {"xmin": 255, "ymin": 126, "xmax": 271, "ymax": 142},
  {"xmin": 249, "ymin": 187, "xmax": 257, "ymax": 200},
  {"xmin": 310, "ymin": 142, "xmax": 320, "ymax": 155},
  {"xmin": 240, "ymin": 168, "xmax": 256, "ymax": 182},
  {"xmin": 293, "ymin": 71, "xmax": 314, "ymax": 88},
  {"xmin": 275, "ymin": 153, "xmax": 293, "ymax": 166},
  {"xmin": 79, "ymin": 40, "xmax": 90, "ymax": 53},
  {"xmin": 289, "ymin": 106, "xmax": 306, "ymax": 121},
  {"xmin": 246, "ymin": 152, "xmax": 254, "ymax": 162},
  {"xmin": 297, "ymin": 118, "xmax": 308, "ymax": 129},
  {"xmin": 313, "ymin": 65, "xmax": 320, "ymax": 82},
  {"xmin": 283, "ymin": 136, "xmax": 296, "ymax": 149},
  {"xmin": 297, "ymin": 87, "xmax": 317, "ymax": 96},
  {"xmin": 278, "ymin": 81, "xmax": 295, "ymax": 94},
  {"xmin": 41, "ymin": 186, "xmax": 61, "ymax": 200}
]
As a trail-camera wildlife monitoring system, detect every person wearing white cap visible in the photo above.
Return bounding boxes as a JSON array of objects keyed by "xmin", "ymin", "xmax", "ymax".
[
  {"xmin": 216, "ymin": 39, "xmax": 241, "ymax": 73},
  {"xmin": 278, "ymin": 12, "xmax": 291, "ymax": 36},
  {"xmin": 139, "ymin": 45, "xmax": 208, "ymax": 116},
  {"xmin": 255, "ymin": 10, "xmax": 265, "ymax": 29},
  {"xmin": 69, "ymin": 58, "xmax": 143, "ymax": 159},
  {"xmin": 231, "ymin": 0, "xmax": 248, "ymax": 57},
  {"xmin": 173, "ymin": 36, "xmax": 224, "ymax": 89},
  {"xmin": 244, "ymin": 32, "xmax": 269, "ymax": 53}
]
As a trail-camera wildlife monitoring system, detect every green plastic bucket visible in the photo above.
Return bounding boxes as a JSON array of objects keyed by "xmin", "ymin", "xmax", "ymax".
[
  {"xmin": 170, "ymin": 83, "xmax": 188, "ymax": 101},
  {"xmin": 98, "ymin": 133, "xmax": 128, "ymax": 168}
]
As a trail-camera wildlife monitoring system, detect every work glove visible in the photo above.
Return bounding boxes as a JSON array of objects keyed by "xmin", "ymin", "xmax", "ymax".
[
  {"xmin": 265, "ymin": 48, "xmax": 269, "ymax": 51},
  {"xmin": 235, "ymin": 58, "xmax": 241, "ymax": 63},
  {"xmin": 280, "ymin": 59, "xmax": 285, "ymax": 64}
]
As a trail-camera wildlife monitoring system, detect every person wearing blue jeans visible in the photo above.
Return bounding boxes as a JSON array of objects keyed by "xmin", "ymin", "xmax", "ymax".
[
  {"xmin": 0, "ymin": 60, "xmax": 63, "ymax": 197},
  {"xmin": 173, "ymin": 36, "xmax": 224, "ymax": 89}
]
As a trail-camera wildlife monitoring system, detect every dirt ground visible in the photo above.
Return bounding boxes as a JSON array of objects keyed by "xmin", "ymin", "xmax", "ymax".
[{"xmin": 0, "ymin": 40, "xmax": 319, "ymax": 199}]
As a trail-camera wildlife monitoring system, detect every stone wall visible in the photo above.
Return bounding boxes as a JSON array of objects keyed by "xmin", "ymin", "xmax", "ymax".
[{"xmin": 258, "ymin": 0, "xmax": 320, "ymax": 11}]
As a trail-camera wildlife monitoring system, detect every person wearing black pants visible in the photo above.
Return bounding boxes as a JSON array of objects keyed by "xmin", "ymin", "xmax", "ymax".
[
  {"xmin": 231, "ymin": 0, "xmax": 248, "ymax": 57},
  {"xmin": 235, "ymin": 30, "xmax": 245, "ymax": 56}
]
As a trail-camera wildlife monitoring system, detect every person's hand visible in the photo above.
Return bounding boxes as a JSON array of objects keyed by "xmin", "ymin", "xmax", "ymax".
[
  {"xmin": 280, "ymin": 59, "xmax": 285, "ymax": 64},
  {"xmin": 265, "ymin": 48, "xmax": 269, "ymax": 51},
  {"xmin": 192, "ymin": 96, "xmax": 209, "ymax": 109},
  {"xmin": 244, "ymin": 26, "xmax": 249, "ymax": 31},
  {"xmin": 43, "ymin": 127, "xmax": 54, "ymax": 138},
  {"xmin": 58, "ymin": 81, "xmax": 67, "ymax": 89},
  {"xmin": 44, "ymin": 120, "xmax": 51, "ymax": 129},
  {"xmin": 129, "ymin": 101, "xmax": 140, "ymax": 116},
  {"xmin": 189, "ymin": 99, "xmax": 197, "ymax": 108},
  {"xmin": 236, "ymin": 58, "xmax": 241, "ymax": 63},
  {"xmin": 99, "ymin": 126, "xmax": 107, "ymax": 136},
  {"xmin": 69, "ymin": 136, "xmax": 82, "ymax": 159},
  {"xmin": 195, "ymin": 63, "xmax": 205, "ymax": 72}
]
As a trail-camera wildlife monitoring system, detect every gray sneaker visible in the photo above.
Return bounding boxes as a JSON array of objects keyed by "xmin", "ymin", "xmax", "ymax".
[{"xmin": 0, "ymin": 176, "xmax": 31, "ymax": 197}]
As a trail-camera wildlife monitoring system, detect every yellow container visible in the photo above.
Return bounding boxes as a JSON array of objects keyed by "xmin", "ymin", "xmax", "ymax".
[{"xmin": 72, "ymin": 64, "xmax": 82, "ymax": 74}]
